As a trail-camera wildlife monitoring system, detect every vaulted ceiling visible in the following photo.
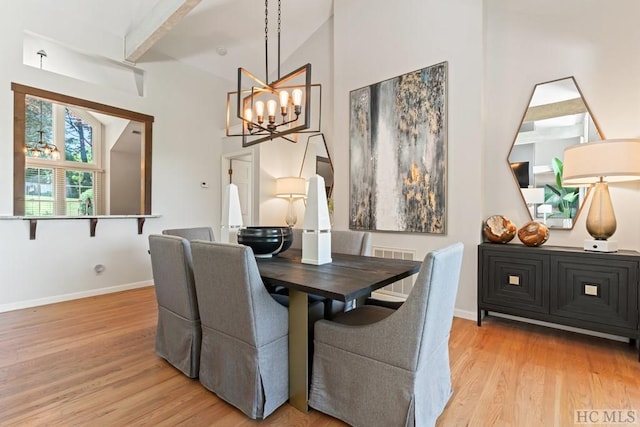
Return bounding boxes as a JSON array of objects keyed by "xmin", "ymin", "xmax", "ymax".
[{"xmin": 31, "ymin": 0, "xmax": 334, "ymax": 84}]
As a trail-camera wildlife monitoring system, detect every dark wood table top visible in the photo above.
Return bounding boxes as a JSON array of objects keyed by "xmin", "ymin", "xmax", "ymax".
[{"xmin": 255, "ymin": 249, "xmax": 421, "ymax": 301}]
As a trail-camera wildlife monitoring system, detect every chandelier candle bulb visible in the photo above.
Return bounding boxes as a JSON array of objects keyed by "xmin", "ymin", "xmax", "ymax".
[
  {"xmin": 267, "ymin": 99, "xmax": 277, "ymax": 122},
  {"xmin": 292, "ymin": 89, "xmax": 303, "ymax": 106},
  {"xmin": 255, "ymin": 101, "xmax": 265, "ymax": 123},
  {"xmin": 244, "ymin": 108, "xmax": 253, "ymax": 131},
  {"xmin": 279, "ymin": 90, "xmax": 289, "ymax": 115},
  {"xmin": 292, "ymin": 89, "xmax": 303, "ymax": 115}
]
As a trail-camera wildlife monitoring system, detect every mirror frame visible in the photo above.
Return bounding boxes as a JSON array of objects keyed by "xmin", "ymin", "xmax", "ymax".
[
  {"xmin": 507, "ymin": 76, "xmax": 604, "ymax": 229},
  {"xmin": 299, "ymin": 133, "xmax": 333, "ymax": 198},
  {"xmin": 12, "ymin": 83, "xmax": 154, "ymax": 216}
]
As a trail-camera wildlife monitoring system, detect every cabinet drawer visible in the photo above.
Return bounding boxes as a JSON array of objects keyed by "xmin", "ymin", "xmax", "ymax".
[
  {"xmin": 480, "ymin": 250, "xmax": 549, "ymax": 314},
  {"xmin": 551, "ymin": 256, "xmax": 639, "ymax": 330}
]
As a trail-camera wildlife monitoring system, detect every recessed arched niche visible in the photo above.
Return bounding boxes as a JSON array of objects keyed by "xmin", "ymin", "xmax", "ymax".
[{"xmin": 507, "ymin": 77, "xmax": 604, "ymax": 229}]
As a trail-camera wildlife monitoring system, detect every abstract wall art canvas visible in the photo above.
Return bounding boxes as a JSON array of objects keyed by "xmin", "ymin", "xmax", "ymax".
[{"xmin": 349, "ymin": 61, "xmax": 448, "ymax": 234}]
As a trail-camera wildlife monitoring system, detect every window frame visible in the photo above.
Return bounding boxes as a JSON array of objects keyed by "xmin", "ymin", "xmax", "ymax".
[{"xmin": 12, "ymin": 83, "xmax": 154, "ymax": 216}]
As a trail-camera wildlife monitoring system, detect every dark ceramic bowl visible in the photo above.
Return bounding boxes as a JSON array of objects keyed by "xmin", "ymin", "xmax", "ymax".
[{"xmin": 237, "ymin": 226, "xmax": 293, "ymax": 257}]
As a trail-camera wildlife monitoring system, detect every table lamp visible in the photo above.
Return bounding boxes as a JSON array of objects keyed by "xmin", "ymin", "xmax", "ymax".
[
  {"xmin": 221, "ymin": 183, "xmax": 243, "ymax": 243},
  {"xmin": 537, "ymin": 204, "xmax": 553, "ymax": 225},
  {"xmin": 275, "ymin": 177, "xmax": 306, "ymax": 227},
  {"xmin": 521, "ymin": 187, "xmax": 545, "ymax": 218},
  {"xmin": 562, "ymin": 139, "xmax": 640, "ymax": 252}
]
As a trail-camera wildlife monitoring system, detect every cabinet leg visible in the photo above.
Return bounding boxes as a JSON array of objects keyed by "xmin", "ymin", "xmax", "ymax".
[{"xmin": 477, "ymin": 309, "xmax": 483, "ymax": 326}]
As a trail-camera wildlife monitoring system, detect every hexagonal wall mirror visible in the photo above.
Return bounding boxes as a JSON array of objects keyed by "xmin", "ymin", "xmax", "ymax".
[{"xmin": 507, "ymin": 77, "xmax": 604, "ymax": 229}]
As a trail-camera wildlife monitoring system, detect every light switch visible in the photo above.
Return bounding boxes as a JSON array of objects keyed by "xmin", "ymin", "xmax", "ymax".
[
  {"xmin": 584, "ymin": 284, "xmax": 598, "ymax": 296},
  {"xmin": 508, "ymin": 275, "xmax": 520, "ymax": 286}
]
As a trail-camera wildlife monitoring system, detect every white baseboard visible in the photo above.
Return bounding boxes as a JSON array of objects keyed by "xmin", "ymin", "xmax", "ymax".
[
  {"xmin": 370, "ymin": 290, "xmax": 406, "ymax": 302},
  {"xmin": 0, "ymin": 281, "xmax": 154, "ymax": 313},
  {"xmin": 454, "ymin": 308, "xmax": 477, "ymax": 321}
]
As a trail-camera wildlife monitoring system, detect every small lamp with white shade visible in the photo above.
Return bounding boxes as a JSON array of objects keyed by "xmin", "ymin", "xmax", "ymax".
[
  {"xmin": 562, "ymin": 139, "xmax": 640, "ymax": 252},
  {"xmin": 521, "ymin": 187, "xmax": 545, "ymax": 218},
  {"xmin": 537, "ymin": 204, "xmax": 553, "ymax": 225},
  {"xmin": 275, "ymin": 177, "xmax": 307, "ymax": 227}
]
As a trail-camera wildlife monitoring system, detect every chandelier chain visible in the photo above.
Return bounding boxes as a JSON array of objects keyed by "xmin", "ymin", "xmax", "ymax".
[
  {"xmin": 26, "ymin": 49, "xmax": 59, "ymax": 159},
  {"xmin": 277, "ymin": 0, "xmax": 281, "ymax": 80},
  {"xmin": 264, "ymin": 0, "xmax": 269, "ymax": 84}
]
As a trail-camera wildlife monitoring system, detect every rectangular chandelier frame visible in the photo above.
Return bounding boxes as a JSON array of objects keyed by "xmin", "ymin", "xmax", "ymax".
[{"xmin": 226, "ymin": 63, "xmax": 321, "ymax": 147}]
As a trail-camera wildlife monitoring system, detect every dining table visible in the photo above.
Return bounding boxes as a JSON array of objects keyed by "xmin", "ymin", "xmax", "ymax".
[{"xmin": 255, "ymin": 248, "xmax": 422, "ymax": 412}]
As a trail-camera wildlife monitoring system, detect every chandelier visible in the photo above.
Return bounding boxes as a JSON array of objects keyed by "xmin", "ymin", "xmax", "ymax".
[
  {"xmin": 226, "ymin": 0, "xmax": 321, "ymax": 147},
  {"xmin": 25, "ymin": 50, "xmax": 60, "ymax": 160}
]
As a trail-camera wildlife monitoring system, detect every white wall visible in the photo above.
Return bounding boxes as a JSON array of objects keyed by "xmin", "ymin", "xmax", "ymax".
[
  {"xmin": 110, "ymin": 150, "xmax": 141, "ymax": 215},
  {"xmin": 484, "ymin": 0, "xmax": 640, "ymax": 250},
  {"xmin": 333, "ymin": 0, "xmax": 484, "ymax": 315},
  {"xmin": 0, "ymin": 4, "xmax": 228, "ymax": 310}
]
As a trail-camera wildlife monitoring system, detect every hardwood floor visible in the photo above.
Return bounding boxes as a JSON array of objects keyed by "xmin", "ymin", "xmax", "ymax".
[{"xmin": 1, "ymin": 287, "xmax": 639, "ymax": 426}]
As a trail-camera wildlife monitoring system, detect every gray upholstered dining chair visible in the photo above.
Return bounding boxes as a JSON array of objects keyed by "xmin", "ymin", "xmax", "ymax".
[
  {"xmin": 148, "ymin": 234, "xmax": 201, "ymax": 378},
  {"xmin": 290, "ymin": 227, "xmax": 302, "ymax": 249},
  {"xmin": 290, "ymin": 228, "xmax": 372, "ymax": 255},
  {"xmin": 190, "ymin": 241, "xmax": 289, "ymax": 420},
  {"xmin": 329, "ymin": 230, "xmax": 372, "ymax": 312},
  {"xmin": 309, "ymin": 242, "xmax": 464, "ymax": 427},
  {"xmin": 162, "ymin": 226, "xmax": 215, "ymax": 242},
  {"xmin": 331, "ymin": 229, "xmax": 372, "ymax": 256}
]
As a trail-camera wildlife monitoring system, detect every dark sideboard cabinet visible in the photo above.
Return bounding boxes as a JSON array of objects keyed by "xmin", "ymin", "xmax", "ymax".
[{"xmin": 477, "ymin": 243, "xmax": 640, "ymax": 358}]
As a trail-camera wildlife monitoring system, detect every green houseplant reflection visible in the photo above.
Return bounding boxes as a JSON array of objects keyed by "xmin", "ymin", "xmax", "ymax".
[{"xmin": 545, "ymin": 157, "xmax": 579, "ymax": 223}]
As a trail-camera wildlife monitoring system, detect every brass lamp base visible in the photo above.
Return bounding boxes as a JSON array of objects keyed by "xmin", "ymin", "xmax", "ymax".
[
  {"xmin": 583, "ymin": 181, "xmax": 618, "ymax": 252},
  {"xmin": 586, "ymin": 181, "xmax": 616, "ymax": 240}
]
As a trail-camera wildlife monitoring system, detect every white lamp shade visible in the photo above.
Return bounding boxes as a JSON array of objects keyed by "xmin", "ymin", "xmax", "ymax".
[
  {"xmin": 521, "ymin": 187, "xmax": 545, "ymax": 204},
  {"xmin": 221, "ymin": 183, "xmax": 243, "ymax": 227},
  {"xmin": 303, "ymin": 175, "xmax": 331, "ymax": 230},
  {"xmin": 275, "ymin": 176, "xmax": 306, "ymax": 198},
  {"xmin": 563, "ymin": 139, "xmax": 640, "ymax": 186}
]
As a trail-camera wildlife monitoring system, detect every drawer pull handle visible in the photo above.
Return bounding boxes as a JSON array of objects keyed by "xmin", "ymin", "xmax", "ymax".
[
  {"xmin": 584, "ymin": 284, "xmax": 598, "ymax": 296},
  {"xmin": 508, "ymin": 275, "xmax": 520, "ymax": 286}
]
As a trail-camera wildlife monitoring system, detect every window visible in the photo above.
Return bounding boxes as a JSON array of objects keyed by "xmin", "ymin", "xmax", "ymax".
[
  {"xmin": 24, "ymin": 97, "xmax": 103, "ymax": 216},
  {"xmin": 25, "ymin": 167, "xmax": 53, "ymax": 215}
]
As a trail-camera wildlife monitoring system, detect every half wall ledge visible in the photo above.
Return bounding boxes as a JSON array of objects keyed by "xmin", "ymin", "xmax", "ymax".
[{"xmin": 0, "ymin": 215, "xmax": 161, "ymax": 240}]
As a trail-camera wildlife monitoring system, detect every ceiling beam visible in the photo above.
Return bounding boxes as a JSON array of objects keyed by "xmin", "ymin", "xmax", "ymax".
[
  {"xmin": 523, "ymin": 97, "xmax": 588, "ymax": 123},
  {"xmin": 125, "ymin": 0, "xmax": 201, "ymax": 63}
]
